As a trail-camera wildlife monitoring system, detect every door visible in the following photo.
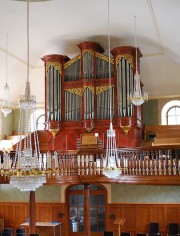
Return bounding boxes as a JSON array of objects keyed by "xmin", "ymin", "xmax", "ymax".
[{"xmin": 67, "ymin": 184, "xmax": 107, "ymax": 236}]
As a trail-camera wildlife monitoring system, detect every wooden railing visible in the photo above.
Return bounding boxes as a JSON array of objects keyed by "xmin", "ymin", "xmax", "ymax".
[
  {"xmin": 0, "ymin": 146, "xmax": 179, "ymax": 185},
  {"xmin": 54, "ymin": 146, "xmax": 180, "ymax": 176}
]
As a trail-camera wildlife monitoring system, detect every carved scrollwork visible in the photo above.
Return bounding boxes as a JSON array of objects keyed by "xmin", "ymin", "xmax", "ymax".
[
  {"xmin": 82, "ymin": 49, "xmax": 94, "ymax": 56},
  {"xmin": 96, "ymin": 85, "xmax": 114, "ymax": 95},
  {"xmin": 116, "ymin": 54, "xmax": 133, "ymax": 68},
  {"xmin": 46, "ymin": 62, "xmax": 62, "ymax": 75},
  {"xmin": 96, "ymin": 52, "xmax": 114, "ymax": 64},
  {"xmin": 64, "ymin": 88, "xmax": 83, "ymax": 96},
  {"xmin": 83, "ymin": 86, "xmax": 95, "ymax": 94},
  {"xmin": 64, "ymin": 54, "xmax": 81, "ymax": 69}
]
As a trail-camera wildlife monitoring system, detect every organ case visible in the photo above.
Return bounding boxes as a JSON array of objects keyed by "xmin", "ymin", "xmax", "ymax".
[{"xmin": 42, "ymin": 41, "xmax": 144, "ymax": 150}]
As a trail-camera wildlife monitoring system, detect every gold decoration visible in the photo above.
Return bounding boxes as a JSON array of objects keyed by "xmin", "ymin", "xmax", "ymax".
[
  {"xmin": 116, "ymin": 54, "xmax": 133, "ymax": 68},
  {"xmin": 64, "ymin": 54, "xmax": 81, "ymax": 69},
  {"xmin": 46, "ymin": 62, "xmax": 62, "ymax": 75},
  {"xmin": 82, "ymin": 49, "xmax": 94, "ymax": 56},
  {"xmin": 83, "ymin": 86, "xmax": 95, "ymax": 94},
  {"xmin": 96, "ymin": 85, "xmax": 114, "ymax": 95},
  {"xmin": 49, "ymin": 128, "xmax": 59, "ymax": 138},
  {"xmin": 64, "ymin": 88, "xmax": 83, "ymax": 96},
  {"xmin": 96, "ymin": 52, "xmax": 114, "ymax": 64},
  {"xmin": 121, "ymin": 126, "xmax": 132, "ymax": 135}
]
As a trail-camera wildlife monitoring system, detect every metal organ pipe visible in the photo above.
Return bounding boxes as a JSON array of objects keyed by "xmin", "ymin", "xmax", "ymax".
[
  {"xmin": 117, "ymin": 58, "xmax": 134, "ymax": 118},
  {"xmin": 46, "ymin": 65, "xmax": 62, "ymax": 122},
  {"xmin": 46, "ymin": 68, "xmax": 50, "ymax": 121},
  {"xmin": 83, "ymin": 52, "xmax": 94, "ymax": 79},
  {"xmin": 54, "ymin": 69, "xmax": 57, "ymax": 121},
  {"xmin": 50, "ymin": 66, "xmax": 54, "ymax": 120}
]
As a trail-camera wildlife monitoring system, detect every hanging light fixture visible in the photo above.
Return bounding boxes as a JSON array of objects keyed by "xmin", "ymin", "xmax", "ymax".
[
  {"xmin": 103, "ymin": 0, "xmax": 120, "ymax": 179},
  {"xmin": 9, "ymin": 0, "xmax": 46, "ymax": 191},
  {"xmin": 1, "ymin": 34, "xmax": 12, "ymax": 117},
  {"xmin": 130, "ymin": 16, "xmax": 148, "ymax": 106}
]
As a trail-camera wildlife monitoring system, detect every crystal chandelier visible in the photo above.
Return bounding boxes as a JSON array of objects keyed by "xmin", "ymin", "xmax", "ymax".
[
  {"xmin": 130, "ymin": 16, "xmax": 148, "ymax": 106},
  {"xmin": 104, "ymin": 123, "xmax": 120, "ymax": 178},
  {"xmin": 1, "ymin": 34, "xmax": 12, "ymax": 117},
  {"xmin": 103, "ymin": 0, "xmax": 120, "ymax": 179},
  {"xmin": 9, "ymin": 0, "xmax": 46, "ymax": 191}
]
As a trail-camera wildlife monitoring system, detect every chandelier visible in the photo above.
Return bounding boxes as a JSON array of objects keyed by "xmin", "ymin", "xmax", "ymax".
[
  {"xmin": 130, "ymin": 16, "xmax": 148, "ymax": 106},
  {"xmin": 9, "ymin": 0, "xmax": 46, "ymax": 191},
  {"xmin": 104, "ymin": 123, "xmax": 120, "ymax": 179},
  {"xmin": 103, "ymin": 0, "xmax": 120, "ymax": 179},
  {"xmin": 1, "ymin": 34, "xmax": 12, "ymax": 117}
]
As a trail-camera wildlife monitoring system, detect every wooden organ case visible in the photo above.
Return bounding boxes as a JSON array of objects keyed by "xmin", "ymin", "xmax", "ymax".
[{"xmin": 41, "ymin": 41, "xmax": 144, "ymax": 150}]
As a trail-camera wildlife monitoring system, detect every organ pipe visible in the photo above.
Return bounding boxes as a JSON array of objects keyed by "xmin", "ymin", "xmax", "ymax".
[
  {"xmin": 117, "ymin": 57, "xmax": 134, "ymax": 117},
  {"xmin": 46, "ymin": 65, "xmax": 62, "ymax": 122}
]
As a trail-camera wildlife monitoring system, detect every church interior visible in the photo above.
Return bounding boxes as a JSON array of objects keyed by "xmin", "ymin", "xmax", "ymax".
[{"xmin": 0, "ymin": 1, "xmax": 179, "ymax": 236}]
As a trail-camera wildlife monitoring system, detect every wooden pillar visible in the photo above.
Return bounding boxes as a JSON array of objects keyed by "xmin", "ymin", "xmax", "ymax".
[
  {"xmin": 84, "ymin": 184, "xmax": 90, "ymax": 236},
  {"xmin": 29, "ymin": 191, "xmax": 36, "ymax": 234}
]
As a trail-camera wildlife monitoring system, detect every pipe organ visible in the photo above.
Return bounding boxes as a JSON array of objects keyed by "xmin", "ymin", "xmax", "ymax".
[{"xmin": 42, "ymin": 42, "xmax": 144, "ymax": 150}]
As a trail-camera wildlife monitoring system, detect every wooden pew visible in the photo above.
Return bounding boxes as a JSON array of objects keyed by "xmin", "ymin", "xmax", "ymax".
[{"xmin": 151, "ymin": 125, "xmax": 180, "ymax": 146}]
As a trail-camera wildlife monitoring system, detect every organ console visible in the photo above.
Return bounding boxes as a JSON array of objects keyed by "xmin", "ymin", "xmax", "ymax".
[{"xmin": 41, "ymin": 41, "xmax": 144, "ymax": 150}]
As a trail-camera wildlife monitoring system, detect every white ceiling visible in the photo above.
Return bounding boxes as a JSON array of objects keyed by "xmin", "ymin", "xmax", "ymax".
[{"xmin": 0, "ymin": 0, "xmax": 180, "ymax": 106}]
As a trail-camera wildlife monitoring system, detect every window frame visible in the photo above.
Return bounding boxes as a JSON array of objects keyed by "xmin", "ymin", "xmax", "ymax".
[{"xmin": 166, "ymin": 106, "xmax": 180, "ymax": 125}]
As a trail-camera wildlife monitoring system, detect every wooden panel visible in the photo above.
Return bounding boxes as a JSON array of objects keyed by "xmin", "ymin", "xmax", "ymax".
[
  {"xmin": 3, "ymin": 204, "xmax": 14, "ymax": 228},
  {"xmin": 149, "ymin": 206, "xmax": 164, "ymax": 232},
  {"xmin": 107, "ymin": 204, "xmax": 180, "ymax": 236},
  {"xmin": 136, "ymin": 206, "xmax": 149, "ymax": 231},
  {"xmin": 166, "ymin": 206, "xmax": 180, "ymax": 223},
  {"xmin": 0, "ymin": 202, "xmax": 179, "ymax": 236},
  {"xmin": 0, "ymin": 219, "xmax": 4, "ymax": 232},
  {"xmin": 108, "ymin": 204, "xmax": 122, "ymax": 232},
  {"xmin": 123, "ymin": 206, "xmax": 136, "ymax": 230},
  {"xmin": 37, "ymin": 206, "xmax": 52, "ymax": 222},
  {"xmin": 0, "ymin": 202, "xmax": 65, "ymax": 236},
  {"xmin": 14, "ymin": 205, "xmax": 28, "ymax": 228}
]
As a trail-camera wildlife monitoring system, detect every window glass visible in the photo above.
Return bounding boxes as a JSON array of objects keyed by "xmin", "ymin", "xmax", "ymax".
[
  {"xmin": 68, "ymin": 184, "xmax": 106, "ymax": 233},
  {"xmin": 78, "ymin": 195, "xmax": 84, "ymax": 206},
  {"xmin": 30, "ymin": 109, "xmax": 45, "ymax": 131},
  {"xmin": 161, "ymin": 100, "xmax": 180, "ymax": 125},
  {"xmin": 37, "ymin": 114, "xmax": 45, "ymax": 130},
  {"xmin": 70, "ymin": 195, "xmax": 77, "ymax": 206},
  {"xmin": 167, "ymin": 106, "xmax": 180, "ymax": 125}
]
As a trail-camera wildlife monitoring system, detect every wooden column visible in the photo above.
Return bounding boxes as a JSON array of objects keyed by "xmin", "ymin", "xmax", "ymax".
[
  {"xmin": 29, "ymin": 191, "xmax": 36, "ymax": 234},
  {"xmin": 84, "ymin": 184, "xmax": 90, "ymax": 236}
]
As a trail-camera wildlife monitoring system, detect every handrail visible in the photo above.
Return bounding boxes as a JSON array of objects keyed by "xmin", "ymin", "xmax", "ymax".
[{"xmin": 4, "ymin": 145, "xmax": 180, "ymax": 177}]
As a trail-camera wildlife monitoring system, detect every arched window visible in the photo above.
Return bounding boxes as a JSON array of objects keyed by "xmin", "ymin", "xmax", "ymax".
[
  {"xmin": 167, "ymin": 106, "xmax": 180, "ymax": 125},
  {"xmin": 161, "ymin": 100, "xmax": 180, "ymax": 125},
  {"xmin": 30, "ymin": 109, "xmax": 45, "ymax": 131},
  {"xmin": 36, "ymin": 114, "xmax": 45, "ymax": 130}
]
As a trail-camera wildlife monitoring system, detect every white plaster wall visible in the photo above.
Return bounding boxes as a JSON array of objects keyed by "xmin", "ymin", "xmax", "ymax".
[
  {"xmin": 0, "ymin": 185, "xmax": 61, "ymax": 202},
  {"xmin": 0, "ymin": 184, "xmax": 179, "ymax": 203},
  {"xmin": 112, "ymin": 184, "xmax": 180, "ymax": 203}
]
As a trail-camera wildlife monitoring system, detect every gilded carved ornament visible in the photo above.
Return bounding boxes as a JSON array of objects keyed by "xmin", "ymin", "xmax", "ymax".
[
  {"xmin": 116, "ymin": 54, "xmax": 133, "ymax": 68},
  {"xmin": 83, "ymin": 86, "xmax": 95, "ymax": 94},
  {"xmin": 82, "ymin": 49, "xmax": 94, "ymax": 56},
  {"xmin": 96, "ymin": 85, "xmax": 114, "ymax": 95},
  {"xmin": 46, "ymin": 62, "xmax": 62, "ymax": 75},
  {"xmin": 120, "ymin": 126, "xmax": 132, "ymax": 135},
  {"xmin": 64, "ymin": 54, "xmax": 81, "ymax": 69},
  {"xmin": 65, "ymin": 85, "xmax": 114, "ymax": 96},
  {"xmin": 96, "ymin": 52, "xmax": 114, "ymax": 64},
  {"xmin": 65, "ymin": 88, "xmax": 83, "ymax": 96}
]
